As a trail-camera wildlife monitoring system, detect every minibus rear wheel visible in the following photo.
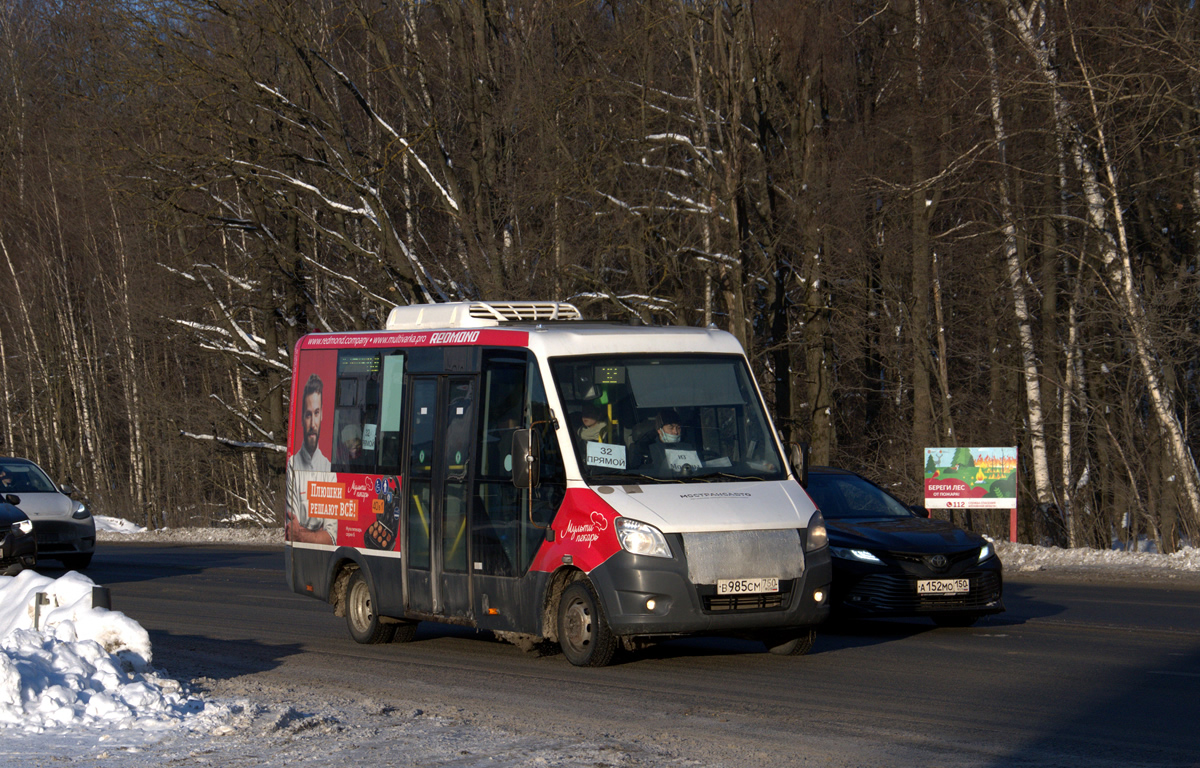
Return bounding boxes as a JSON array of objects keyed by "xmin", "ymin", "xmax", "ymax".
[
  {"xmin": 345, "ymin": 569, "xmax": 396, "ymax": 644},
  {"xmin": 557, "ymin": 580, "xmax": 618, "ymax": 667}
]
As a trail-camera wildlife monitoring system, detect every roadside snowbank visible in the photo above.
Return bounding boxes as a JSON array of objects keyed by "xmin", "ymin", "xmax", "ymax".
[
  {"xmin": 0, "ymin": 570, "xmax": 229, "ymax": 737},
  {"xmin": 996, "ymin": 539, "xmax": 1200, "ymax": 574},
  {"xmin": 95, "ymin": 516, "xmax": 280, "ymax": 545}
]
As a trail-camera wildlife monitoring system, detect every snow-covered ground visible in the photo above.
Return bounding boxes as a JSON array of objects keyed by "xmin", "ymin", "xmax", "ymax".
[{"xmin": 1, "ymin": 516, "xmax": 1195, "ymax": 767}]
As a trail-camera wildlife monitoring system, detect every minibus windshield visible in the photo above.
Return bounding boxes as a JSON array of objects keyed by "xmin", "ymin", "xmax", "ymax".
[{"xmin": 550, "ymin": 354, "xmax": 786, "ymax": 484}]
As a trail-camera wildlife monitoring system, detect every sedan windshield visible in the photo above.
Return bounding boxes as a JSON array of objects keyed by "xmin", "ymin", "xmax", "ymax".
[
  {"xmin": 550, "ymin": 354, "xmax": 785, "ymax": 484},
  {"xmin": 0, "ymin": 460, "xmax": 58, "ymax": 494},
  {"xmin": 805, "ymin": 473, "xmax": 913, "ymax": 519}
]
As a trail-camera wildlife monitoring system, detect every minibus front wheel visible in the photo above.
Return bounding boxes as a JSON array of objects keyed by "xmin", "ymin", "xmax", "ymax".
[
  {"xmin": 763, "ymin": 627, "xmax": 817, "ymax": 656},
  {"xmin": 557, "ymin": 580, "xmax": 618, "ymax": 667},
  {"xmin": 345, "ymin": 569, "xmax": 396, "ymax": 644}
]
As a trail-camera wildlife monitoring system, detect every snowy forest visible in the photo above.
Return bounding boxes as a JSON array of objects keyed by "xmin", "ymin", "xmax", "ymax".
[{"xmin": 1, "ymin": 0, "xmax": 1198, "ymax": 552}]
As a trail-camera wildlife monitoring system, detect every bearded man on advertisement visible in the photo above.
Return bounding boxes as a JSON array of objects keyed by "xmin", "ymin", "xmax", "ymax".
[{"xmin": 286, "ymin": 373, "xmax": 336, "ymax": 545}]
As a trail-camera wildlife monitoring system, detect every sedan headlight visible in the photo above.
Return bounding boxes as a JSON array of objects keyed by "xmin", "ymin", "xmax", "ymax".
[
  {"xmin": 978, "ymin": 542, "xmax": 993, "ymax": 563},
  {"xmin": 805, "ymin": 511, "xmax": 827, "ymax": 552},
  {"xmin": 72, "ymin": 501, "xmax": 90, "ymax": 520},
  {"xmin": 830, "ymin": 546, "xmax": 884, "ymax": 564},
  {"xmin": 615, "ymin": 517, "xmax": 672, "ymax": 558},
  {"xmin": 15, "ymin": 519, "xmax": 33, "ymax": 535}
]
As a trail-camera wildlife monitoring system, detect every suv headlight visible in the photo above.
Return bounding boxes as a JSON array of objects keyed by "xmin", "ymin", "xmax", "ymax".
[
  {"xmin": 615, "ymin": 517, "xmax": 672, "ymax": 558},
  {"xmin": 72, "ymin": 501, "xmax": 90, "ymax": 520},
  {"xmin": 16, "ymin": 519, "xmax": 33, "ymax": 535},
  {"xmin": 805, "ymin": 511, "xmax": 828, "ymax": 552}
]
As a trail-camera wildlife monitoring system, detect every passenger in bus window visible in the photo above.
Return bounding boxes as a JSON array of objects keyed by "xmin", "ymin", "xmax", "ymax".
[
  {"xmin": 286, "ymin": 373, "xmax": 335, "ymax": 545},
  {"xmin": 338, "ymin": 423, "xmax": 366, "ymax": 467},
  {"xmin": 577, "ymin": 403, "xmax": 610, "ymax": 443}
]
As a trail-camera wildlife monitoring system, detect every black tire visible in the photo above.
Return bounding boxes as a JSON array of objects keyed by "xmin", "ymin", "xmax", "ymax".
[
  {"xmin": 345, "ymin": 569, "xmax": 396, "ymax": 644},
  {"xmin": 932, "ymin": 613, "xmax": 979, "ymax": 628},
  {"xmin": 391, "ymin": 621, "xmax": 419, "ymax": 643},
  {"xmin": 59, "ymin": 553, "xmax": 93, "ymax": 571},
  {"xmin": 557, "ymin": 580, "xmax": 618, "ymax": 667},
  {"xmin": 765, "ymin": 628, "xmax": 817, "ymax": 656}
]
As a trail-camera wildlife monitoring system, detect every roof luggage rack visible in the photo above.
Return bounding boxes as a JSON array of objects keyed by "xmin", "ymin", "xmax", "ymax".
[{"xmin": 385, "ymin": 301, "xmax": 582, "ymax": 330}]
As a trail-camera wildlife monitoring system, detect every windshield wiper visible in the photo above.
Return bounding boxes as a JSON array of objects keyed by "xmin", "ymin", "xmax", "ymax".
[
  {"xmin": 685, "ymin": 471, "xmax": 763, "ymax": 482},
  {"xmin": 586, "ymin": 472, "xmax": 684, "ymax": 484}
]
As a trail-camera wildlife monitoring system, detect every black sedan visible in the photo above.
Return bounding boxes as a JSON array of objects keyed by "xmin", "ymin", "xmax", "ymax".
[
  {"xmin": 804, "ymin": 466, "xmax": 1003, "ymax": 627},
  {"xmin": 1, "ymin": 493, "xmax": 37, "ymax": 575}
]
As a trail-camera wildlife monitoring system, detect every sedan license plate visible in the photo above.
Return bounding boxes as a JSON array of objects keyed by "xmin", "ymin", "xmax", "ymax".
[
  {"xmin": 717, "ymin": 577, "xmax": 779, "ymax": 595},
  {"xmin": 917, "ymin": 578, "xmax": 970, "ymax": 596}
]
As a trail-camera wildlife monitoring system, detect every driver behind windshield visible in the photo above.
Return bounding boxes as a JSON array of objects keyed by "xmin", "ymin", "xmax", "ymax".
[{"xmin": 631, "ymin": 409, "xmax": 699, "ymax": 473}]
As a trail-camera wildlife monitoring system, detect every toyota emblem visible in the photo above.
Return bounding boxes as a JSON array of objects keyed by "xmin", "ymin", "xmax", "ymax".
[{"xmin": 929, "ymin": 554, "xmax": 948, "ymax": 569}]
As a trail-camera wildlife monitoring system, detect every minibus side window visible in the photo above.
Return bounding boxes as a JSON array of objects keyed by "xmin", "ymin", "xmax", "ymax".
[
  {"xmin": 332, "ymin": 351, "xmax": 387, "ymax": 473},
  {"xmin": 374, "ymin": 352, "xmax": 406, "ymax": 475}
]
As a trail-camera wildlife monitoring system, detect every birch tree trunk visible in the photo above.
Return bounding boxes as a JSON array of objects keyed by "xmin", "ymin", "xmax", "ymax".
[
  {"xmin": 1004, "ymin": 0, "xmax": 1200, "ymax": 542},
  {"xmin": 108, "ymin": 196, "xmax": 147, "ymax": 519},
  {"xmin": 0, "ymin": 233, "xmax": 46, "ymax": 460},
  {"xmin": 983, "ymin": 15, "xmax": 1057, "ymax": 519}
]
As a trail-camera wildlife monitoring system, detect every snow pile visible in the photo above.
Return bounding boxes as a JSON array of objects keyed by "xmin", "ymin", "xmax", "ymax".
[
  {"xmin": 95, "ymin": 516, "xmax": 280, "ymax": 545},
  {"xmin": 95, "ymin": 516, "xmax": 149, "ymax": 535},
  {"xmin": 0, "ymin": 569, "xmax": 218, "ymax": 735},
  {"xmin": 995, "ymin": 540, "xmax": 1200, "ymax": 574}
]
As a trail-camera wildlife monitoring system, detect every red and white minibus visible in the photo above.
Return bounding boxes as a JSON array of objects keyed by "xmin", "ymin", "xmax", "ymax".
[{"xmin": 284, "ymin": 301, "xmax": 831, "ymax": 665}]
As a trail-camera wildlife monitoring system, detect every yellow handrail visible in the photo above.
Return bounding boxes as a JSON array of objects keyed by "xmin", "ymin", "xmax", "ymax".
[{"xmin": 411, "ymin": 493, "xmax": 430, "ymax": 537}]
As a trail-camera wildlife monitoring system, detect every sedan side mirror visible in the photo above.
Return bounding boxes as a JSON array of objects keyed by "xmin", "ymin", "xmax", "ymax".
[
  {"xmin": 60, "ymin": 483, "xmax": 78, "ymax": 496},
  {"xmin": 910, "ymin": 504, "xmax": 931, "ymax": 518},
  {"xmin": 4, "ymin": 493, "xmax": 20, "ymax": 506}
]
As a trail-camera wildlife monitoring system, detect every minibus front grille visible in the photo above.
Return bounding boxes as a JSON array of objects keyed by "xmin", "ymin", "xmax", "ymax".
[
  {"xmin": 682, "ymin": 530, "xmax": 805, "ymax": 585},
  {"xmin": 703, "ymin": 592, "xmax": 787, "ymax": 612}
]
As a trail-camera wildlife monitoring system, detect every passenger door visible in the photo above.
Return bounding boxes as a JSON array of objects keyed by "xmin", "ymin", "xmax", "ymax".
[{"xmin": 403, "ymin": 375, "xmax": 475, "ymax": 618}]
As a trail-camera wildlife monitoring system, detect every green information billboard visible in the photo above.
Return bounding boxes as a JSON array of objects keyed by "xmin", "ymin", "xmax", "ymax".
[{"xmin": 923, "ymin": 447, "xmax": 1018, "ymax": 510}]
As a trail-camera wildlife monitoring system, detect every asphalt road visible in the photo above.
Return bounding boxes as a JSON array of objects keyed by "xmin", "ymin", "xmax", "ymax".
[{"xmin": 64, "ymin": 543, "xmax": 1200, "ymax": 767}]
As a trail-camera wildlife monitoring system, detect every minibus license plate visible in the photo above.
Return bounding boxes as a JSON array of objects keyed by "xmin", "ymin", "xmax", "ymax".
[
  {"xmin": 917, "ymin": 578, "xmax": 970, "ymax": 595},
  {"xmin": 717, "ymin": 577, "xmax": 779, "ymax": 595}
]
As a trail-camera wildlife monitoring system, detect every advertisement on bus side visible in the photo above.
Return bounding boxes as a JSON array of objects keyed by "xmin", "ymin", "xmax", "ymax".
[{"xmin": 284, "ymin": 348, "xmax": 403, "ymax": 552}]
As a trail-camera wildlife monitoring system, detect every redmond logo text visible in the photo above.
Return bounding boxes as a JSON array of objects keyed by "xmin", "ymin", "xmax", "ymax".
[{"xmin": 429, "ymin": 331, "xmax": 481, "ymax": 344}]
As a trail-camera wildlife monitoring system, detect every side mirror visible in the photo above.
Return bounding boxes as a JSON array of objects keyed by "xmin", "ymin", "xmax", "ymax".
[
  {"xmin": 788, "ymin": 441, "xmax": 810, "ymax": 488},
  {"xmin": 512, "ymin": 428, "xmax": 541, "ymax": 489},
  {"xmin": 60, "ymin": 483, "xmax": 78, "ymax": 496},
  {"xmin": 910, "ymin": 504, "xmax": 931, "ymax": 518},
  {"xmin": 4, "ymin": 493, "xmax": 20, "ymax": 506}
]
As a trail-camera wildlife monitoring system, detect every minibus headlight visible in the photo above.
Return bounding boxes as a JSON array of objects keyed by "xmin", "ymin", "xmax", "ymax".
[
  {"xmin": 805, "ymin": 511, "xmax": 828, "ymax": 552},
  {"xmin": 616, "ymin": 518, "xmax": 672, "ymax": 558},
  {"xmin": 15, "ymin": 519, "xmax": 33, "ymax": 535}
]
